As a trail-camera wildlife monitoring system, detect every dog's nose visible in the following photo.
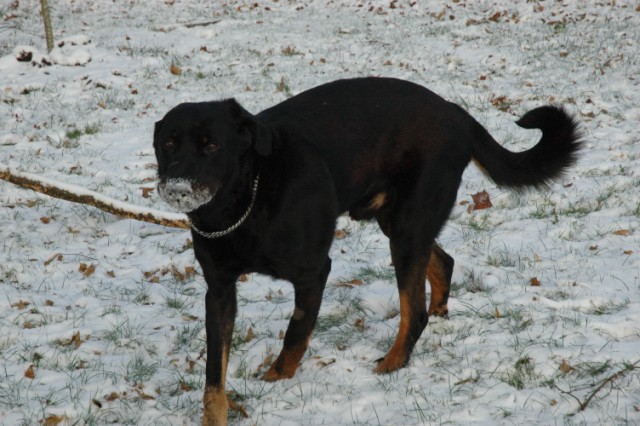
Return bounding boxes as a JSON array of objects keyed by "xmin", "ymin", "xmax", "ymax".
[{"xmin": 159, "ymin": 180, "xmax": 193, "ymax": 205}]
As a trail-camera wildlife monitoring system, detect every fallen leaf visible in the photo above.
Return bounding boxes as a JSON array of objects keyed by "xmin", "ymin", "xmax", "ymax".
[
  {"xmin": 469, "ymin": 190, "xmax": 493, "ymax": 211},
  {"xmin": 171, "ymin": 265, "xmax": 186, "ymax": 281},
  {"xmin": 11, "ymin": 300, "xmax": 30, "ymax": 309},
  {"xmin": 337, "ymin": 278, "xmax": 363, "ymax": 288},
  {"xmin": 40, "ymin": 216, "xmax": 51, "ymax": 224},
  {"xmin": 104, "ymin": 392, "xmax": 120, "ymax": 401},
  {"xmin": 25, "ymin": 364, "xmax": 35, "ymax": 379},
  {"xmin": 530, "ymin": 277, "xmax": 541, "ymax": 287},
  {"xmin": 79, "ymin": 263, "xmax": 96, "ymax": 277},
  {"xmin": 613, "ymin": 229, "xmax": 631, "ymax": 236},
  {"xmin": 70, "ymin": 331, "xmax": 82, "ymax": 349},
  {"xmin": 244, "ymin": 326, "xmax": 256, "ymax": 342},
  {"xmin": 170, "ymin": 62, "xmax": 182, "ymax": 76},
  {"xmin": 623, "ymin": 250, "xmax": 633, "ymax": 255},
  {"xmin": 185, "ymin": 266, "xmax": 197, "ymax": 277},
  {"xmin": 238, "ymin": 273, "xmax": 249, "ymax": 282},
  {"xmin": 559, "ymin": 359, "xmax": 573, "ymax": 374},
  {"xmin": 40, "ymin": 415, "xmax": 66, "ymax": 426},
  {"xmin": 334, "ymin": 229, "xmax": 348, "ymax": 239},
  {"xmin": 495, "ymin": 307, "xmax": 501, "ymax": 319},
  {"xmin": 134, "ymin": 388, "xmax": 155, "ymax": 400},
  {"xmin": 141, "ymin": 187, "xmax": 154, "ymax": 198},
  {"xmin": 316, "ymin": 358, "xmax": 336, "ymax": 368}
]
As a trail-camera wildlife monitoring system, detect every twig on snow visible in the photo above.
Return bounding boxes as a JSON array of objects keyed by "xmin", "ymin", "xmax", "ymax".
[{"xmin": 0, "ymin": 165, "xmax": 189, "ymax": 229}]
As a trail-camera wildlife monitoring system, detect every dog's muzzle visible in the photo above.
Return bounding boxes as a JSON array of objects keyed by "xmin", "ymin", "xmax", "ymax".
[{"xmin": 158, "ymin": 178, "xmax": 216, "ymax": 212}]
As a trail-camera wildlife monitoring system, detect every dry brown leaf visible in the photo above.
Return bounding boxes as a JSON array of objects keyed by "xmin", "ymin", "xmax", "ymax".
[
  {"xmin": 238, "ymin": 273, "xmax": 249, "ymax": 282},
  {"xmin": 81, "ymin": 263, "xmax": 96, "ymax": 277},
  {"xmin": 104, "ymin": 392, "xmax": 120, "ymax": 401},
  {"xmin": 623, "ymin": 250, "xmax": 633, "ymax": 255},
  {"xmin": 141, "ymin": 187, "xmax": 154, "ymax": 198},
  {"xmin": 530, "ymin": 277, "xmax": 541, "ymax": 287},
  {"xmin": 559, "ymin": 359, "xmax": 573, "ymax": 373},
  {"xmin": 44, "ymin": 299, "xmax": 54, "ymax": 306},
  {"xmin": 70, "ymin": 331, "xmax": 82, "ymax": 349},
  {"xmin": 495, "ymin": 307, "xmax": 501, "ymax": 319},
  {"xmin": 244, "ymin": 326, "xmax": 256, "ymax": 343},
  {"xmin": 134, "ymin": 388, "xmax": 155, "ymax": 400},
  {"xmin": 40, "ymin": 216, "xmax": 51, "ymax": 224},
  {"xmin": 316, "ymin": 358, "xmax": 336, "ymax": 368},
  {"xmin": 337, "ymin": 278, "xmax": 363, "ymax": 288},
  {"xmin": 334, "ymin": 229, "xmax": 348, "ymax": 240},
  {"xmin": 25, "ymin": 364, "xmax": 35, "ymax": 379},
  {"xmin": 40, "ymin": 415, "xmax": 66, "ymax": 426},
  {"xmin": 170, "ymin": 62, "xmax": 182, "ymax": 76},
  {"xmin": 171, "ymin": 265, "xmax": 186, "ymax": 281},
  {"xmin": 613, "ymin": 229, "xmax": 631, "ymax": 236},
  {"xmin": 11, "ymin": 300, "xmax": 30, "ymax": 309},
  {"xmin": 470, "ymin": 190, "xmax": 493, "ymax": 211}
]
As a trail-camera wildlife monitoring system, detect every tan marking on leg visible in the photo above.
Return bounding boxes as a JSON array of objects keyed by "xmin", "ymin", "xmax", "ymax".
[
  {"xmin": 202, "ymin": 345, "xmax": 229, "ymax": 426},
  {"xmin": 375, "ymin": 292, "xmax": 411, "ymax": 373},
  {"xmin": 202, "ymin": 386, "xmax": 229, "ymax": 426},
  {"xmin": 292, "ymin": 306, "xmax": 305, "ymax": 321},
  {"xmin": 369, "ymin": 192, "xmax": 387, "ymax": 209},
  {"xmin": 262, "ymin": 337, "xmax": 309, "ymax": 381},
  {"xmin": 376, "ymin": 258, "xmax": 428, "ymax": 374},
  {"xmin": 427, "ymin": 252, "xmax": 449, "ymax": 317}
]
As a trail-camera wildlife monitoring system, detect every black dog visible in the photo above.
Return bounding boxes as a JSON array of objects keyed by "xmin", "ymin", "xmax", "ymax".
[{"xmin": 153, "ymin": 77, "xmax": 581, "ymax": 425}]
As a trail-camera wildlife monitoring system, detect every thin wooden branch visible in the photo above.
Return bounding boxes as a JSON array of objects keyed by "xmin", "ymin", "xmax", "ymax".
[
  {"xmin": 40, "ymin": 0, "xmax": 54, "ymax": 53},
  {"xmin": 578, "ymin": 359, "xmax": 640, "ymax": 411},
  {"xmin": 0, "ymin": 165, "xmax": 189, "ymax": 229}
]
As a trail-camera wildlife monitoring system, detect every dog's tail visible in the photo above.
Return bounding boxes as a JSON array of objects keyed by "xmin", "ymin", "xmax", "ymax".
[{"xmin": 470, "ymin": 105, "xmax": 582, "ymax": 190}]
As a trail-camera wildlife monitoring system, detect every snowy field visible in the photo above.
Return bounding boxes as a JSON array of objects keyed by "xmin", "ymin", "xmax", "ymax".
[{"xmin": 1, "ymin": 1, "xmax": 639, "ymax": 424}]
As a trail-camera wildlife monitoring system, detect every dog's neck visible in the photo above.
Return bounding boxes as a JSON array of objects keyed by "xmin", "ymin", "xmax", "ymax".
[
  {"xmin": 188, "ymin": 174, "xmax": 259, "ymax": 239},
  {"xmin": 187, "ymin": 168, "xmax": 259, "ymax": 238}
]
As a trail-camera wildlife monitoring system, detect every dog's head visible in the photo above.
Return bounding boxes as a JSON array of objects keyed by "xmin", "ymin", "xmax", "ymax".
[{"xmin": 154, "ymin": 99, "xmax": 272, "ymax": 212}]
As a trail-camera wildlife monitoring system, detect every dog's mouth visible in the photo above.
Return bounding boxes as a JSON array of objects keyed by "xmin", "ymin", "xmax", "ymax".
[{"xmin": 158, "ymin": 178, "xmax": 218, "ymax": 212}]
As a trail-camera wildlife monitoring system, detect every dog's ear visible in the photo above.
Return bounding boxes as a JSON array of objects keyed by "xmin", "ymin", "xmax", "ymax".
[{"xmin": 229, "ymin": 99, "xmax": 273, "ymax": 157}]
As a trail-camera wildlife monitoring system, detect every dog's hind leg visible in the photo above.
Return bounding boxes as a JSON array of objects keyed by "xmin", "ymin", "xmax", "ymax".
[
  {"xmin": 377, "ymin": 211, "xmax": 454, "ymax": 319},
  {"xmin": 375, "ymin": 238, "xmax": 431, "ymax": 373},
  {"xmin": 374, "ymin": 171, "xmax": 461, "ymax": 374},
  {"xmin": 262, "ymin": 258, "xmax": 331, "ymax": 381},
  {"xmin": 426, "ymin": 244, "xmax": 453, "ymax": 317}
]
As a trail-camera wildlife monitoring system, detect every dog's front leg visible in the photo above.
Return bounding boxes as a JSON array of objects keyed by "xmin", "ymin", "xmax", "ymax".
[
  {"xmin": 201, "ymin": 272, "xmax": 238, "ymax": 426},
  {"xmin": 263, "ymin": 258, "xmax": 331, "ymax": 381}
]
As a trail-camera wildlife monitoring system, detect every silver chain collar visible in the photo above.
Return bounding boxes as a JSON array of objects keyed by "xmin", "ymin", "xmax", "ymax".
[{"xmin": 189, "ymin": 175, "xmax": 260, "ymax": 239}]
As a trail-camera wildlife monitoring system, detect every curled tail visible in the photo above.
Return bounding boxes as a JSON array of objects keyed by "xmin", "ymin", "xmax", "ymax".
[{"xmin": 471, "ymin": 106, "xmax": 582, "ymax": 189}]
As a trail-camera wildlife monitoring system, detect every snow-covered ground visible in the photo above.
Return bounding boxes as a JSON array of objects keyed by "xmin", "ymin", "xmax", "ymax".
[{"xmin": 1, "ymin": 1, "xmax": 639, "ymax": 424}]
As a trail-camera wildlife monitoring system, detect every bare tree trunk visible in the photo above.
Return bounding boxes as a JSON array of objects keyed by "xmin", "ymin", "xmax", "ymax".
[
  {"xmin": 0, "ymin": 166, "xmax": 190, "ymax": 230},
  {"xmin": 40, "ymin": 0, "xmax": 54, "ymax": 52}
]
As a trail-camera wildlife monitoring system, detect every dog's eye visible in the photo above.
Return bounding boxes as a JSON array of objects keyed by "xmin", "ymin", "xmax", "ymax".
[
  {"xmin": 163, "ymin": 140, "xmax": 176, "ymax": 152},
  {"xmin": 203, "ymin": 143, "xmax": 220, "ymax": 155}
]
